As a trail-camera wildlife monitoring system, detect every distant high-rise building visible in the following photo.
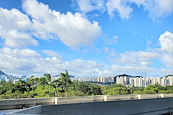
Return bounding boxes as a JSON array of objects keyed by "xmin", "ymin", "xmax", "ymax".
[
  {"xmin": 167, "ymin": 75, "xmax": 173, "ymax": 86},
  {"xmin": 129, "ymin": 77, "xmax": 135, "ymax": 87},
  {"xmin": 116, "ymin": 74, "xmax": 130, "ymax": 85},
  {"xmin": 152, "ymin": 77, "xmax": 161, "ymax": 85},
  {"xmin": 53, "ymin": 74, "xmax": 173, "ymax": 87},
  {"xmin": 105, "ymin": 76, "xmax": 114, "ymax": 83}
]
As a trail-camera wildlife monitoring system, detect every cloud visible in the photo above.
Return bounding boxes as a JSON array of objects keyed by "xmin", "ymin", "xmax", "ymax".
[
  {"xmin": 110, "ymin": 31, "xmax": 173, "ymax": 76},
  {"xmin": 2, "ymin": 30, "xmax": 38, "ymax": 48},
  {"xmin": 42, "ymin": 50, "xmax": 62, "ymax": 60},
  {"xmin": 0, "ymin": 8, "xmax": 38, "ymax": 48},
  {"xmin": 107, "ymin": 0, "xmax": 133, "ymax": 19},
  {"xmin": 159, "ymin": 31, "xmax": 173, "ymax": 68},
  {"xmin": 104, "ymin": 35, "xmax": 118, "ymax": 44},
  {"xmin": 144, "ymin": 0, "xmax": 173, "ymax": 19},
  {"xmin": 0, "ymin": 8, "xmax": 31, "ymax": 31},
  {"xmin": 159, "ymin": 31, "xmax": 173, "ymax": 53},
  {"xmin": 95, "ymin": 69, "xmax": 113, "ymax": 76},
  {"xmin": 106, "ymin": 0, "xmax": 173, "ymax": 19},
  {"xmin": 23, "ymin": 0, "xmax": 102, "ymax": 48},
  {"xmin": 103, "ymin": 47, "xmax": 116, "ymax": 56},
  {"xmin": 0, "ymin": 48, "xmax": 103, "ymax": 77},
  {"xmin": 117, "ymin": 51, "xmax": 161, "ymax": 67},
  {"xmin": 0, "ymin": 31, "xmax": 172, "ymax": 77},
  {"xmin": 0, "ymin": 48, "xmax": 40, "ymax": 73},
  {"xmin": 74, "ymin": 0, "xmax": 105, "ymax": 14},
  {"xmin": 161, "ymin": 53, "xmax": 173, "ymax": 68},
  {"xmin": 0, "ymin": 0, "xmax": 102, "ymax": 48},
  {"xmin": 74, "ymin": 0, "xmax": 173, "ymax": 19},
  {"xmin": 111, "ymin": 65, "xmax": 155, "ymax": 76},
  {"xmin": 0, "ymin": 48, "xmax": 40, "ymax": 58}
]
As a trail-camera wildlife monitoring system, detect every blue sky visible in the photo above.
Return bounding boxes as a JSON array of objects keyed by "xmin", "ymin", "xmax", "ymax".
[{"xmin": 0, "ymin": 0, "xmax": 172, "ymax": 77}]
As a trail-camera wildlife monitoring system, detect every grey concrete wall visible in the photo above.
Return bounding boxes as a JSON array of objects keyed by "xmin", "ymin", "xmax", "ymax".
[
  {"xmin": 164, "ymin": 93, "xmax": 173, "ymax": 98},
  {"xmin": 0, "ymin": 98, "xmax": 55, "ymax": 110},
  {"xmin": 55, "ymin": 95, "xmax": 104, "ymax": 104},
  {"xmin": 106, "ymin": 94, "xmax": 138, "ymax": 101},
  {"xmin": 55, "ymin": 94, "xmax": 173, "ymax": 104},
  {"xmin": 5, "ymin": 97, "xmax": 173, "ymax": 115},
  {"xmin": 1, "ymin": 94, "xmax": 173, "ymax": 110}
]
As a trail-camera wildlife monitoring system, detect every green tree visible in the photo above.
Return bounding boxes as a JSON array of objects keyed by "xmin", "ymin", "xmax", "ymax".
[
  {"xmin": 103, "ymin": 84, "xmax": 128, "ymax": 95},
  {"xmin": 44, "ymin": 74, "xmax": 52, "ymax": 96},
  {"xmin": 38, "ymin": 77, "xmax": 47, "ymax": 85},
  {"xmin": 131, "ymin": 87, "xmax": 145, "ymax": 94},
  {"xmin": 28, "ymin": 76, "xmax": 39, "ymax": 90},
  {"xmin": 59, "ymin": 70, "xmax": 72, "ymax": 97},
  {"xmin": 143, "ymin": 84, "xmax": 162, "ymax": 94},
  {"xmin": 52, "ymin": 79, "xmax": 62, "ymax": 97}
]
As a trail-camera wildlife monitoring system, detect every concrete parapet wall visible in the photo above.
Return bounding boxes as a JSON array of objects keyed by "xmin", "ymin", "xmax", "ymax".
[
  {"xmin": 5, "ymin": 97, "xmax": 173, "ymax": 115},
  {"xmin": 164, "ymin": 93, "xmax": 173, "ymax": 98},
  {"xmin": 106, "ymin": 94, "xmax": 138, "ymax": 101},
  {"xmin": 55, "ymin": 95, "xmax": 104, "ymax": 104},
  {"xmin": 1, "ymin": 94, "xmax": 173, "ymax": 110},
  {"xmin": 0, "ymin": 98, "xmax": 54, "ymax": 110},
  {"xmin": 138, "ymin": 94, "xmax": 161, "ymax": 99}
]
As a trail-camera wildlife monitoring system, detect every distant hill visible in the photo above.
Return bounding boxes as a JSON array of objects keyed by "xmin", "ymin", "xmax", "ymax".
[
  {"xmin": 115, "ymin": 74, "xmax": 143, "ymax": 78},
  {"xmin": 0, "ymin": 70, "xmax": 8, "ymax": 76},
  {"xmin": 52, "ymin": 75, "xmax": 75, "ymax": 78},
  {"xmin": 0, "ymin": 70, "xmax": 9, "ymax": 81},
  {"xmin": 165, "ymin": 75, "xmax": 173, "ymax": 77}
]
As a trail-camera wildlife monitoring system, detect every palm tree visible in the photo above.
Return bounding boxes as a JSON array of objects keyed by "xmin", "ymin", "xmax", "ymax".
[
  {"xmin": 28, "ymin": 76, "xmax": 39, "ymax": 90},
  {"xmin": 59, "ymin": 70, "xmax": 72, "ymax": 97},
  {"xmin": 13, "ymin": 79, "xmax": 31, "ymax": 98},
  {"xmin": 52, "ymin": 79, "xmax": 61, "ymax": 97},
  {"xmin": 44, "ymin": 74, "xmax": 52, "ymax": 96}
]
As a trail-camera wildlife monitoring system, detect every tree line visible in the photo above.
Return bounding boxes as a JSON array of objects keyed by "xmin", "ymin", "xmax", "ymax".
[{"xmin": 0, "ymin": 71, "xmax": 173, "ymax": 99}]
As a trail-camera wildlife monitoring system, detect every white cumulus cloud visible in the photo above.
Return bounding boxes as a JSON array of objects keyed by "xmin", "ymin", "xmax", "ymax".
[
  {"xmin": 0, "ymin": 48, "xmax": 40, "ymax": 73},
  {"xmin": 110, "ymin": 31, "xmax": 173, "ymax": 76},
  {"xmin": 0, "ymin": 48, "xmax": 104, "ymax": 77},
  {"xmin": 0, "ymin": 0, "xmax": 102, "ymax": 48},
  {"xmin": 111, "ymin": 65, "xmax": 155, "ymax": 76},
  {"xmin": 106, "ymin": 0, "xmax": 173, "ymax": 19},
  {"xmin": 23, "ymin": 0, "xmax": 102, "ymax": 48},
  {"xmin": 74, "ymin": 0, "xmax": 105, "ymax": 14},
  {"xmin": 75, "ymin": 0, "xmax": 173, "ymax": 19},
  {"xmin": 107, "ymin": 0, "xmax": 133, "ymax": 19},
  {"xmin": 159, "ymin": 31, "xmax": 173, "ymax": 68},
  {"xmin": 159, "ymin": 31, "xmax": 173, "ymax": 53},
  {"xmin": 117, "ymin": 51, "xmax": 161, "ymax": 67},
  {"xmin": 144, "ymin": 0, "xmax": 173, "ymax": 19},
  {"xmin": 0, "ymin": 8, "xmax": 38, "ymax": 48},
  {"xmin": 42, "ymin": 50, "xmax": 62, "ymax": 60}
]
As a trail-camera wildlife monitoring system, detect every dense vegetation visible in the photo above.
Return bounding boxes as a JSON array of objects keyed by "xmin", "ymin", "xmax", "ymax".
[{"xmin": 0, "ymin": 71, "xmax": 173, "ymax": 99}]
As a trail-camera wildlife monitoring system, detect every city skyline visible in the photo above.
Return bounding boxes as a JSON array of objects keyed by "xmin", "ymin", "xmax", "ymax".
[
  {"xmin": 0, "ymin": 69, "xmax": 172, "ymax": 79},
  {"xmin": 1, "ymin": 69, "xmax": 173, "ymax": 87},
  {"xmin": 0, "ymin": 0, "xmax": 173, "ymax": 77}
]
